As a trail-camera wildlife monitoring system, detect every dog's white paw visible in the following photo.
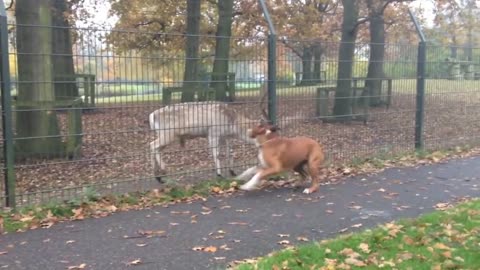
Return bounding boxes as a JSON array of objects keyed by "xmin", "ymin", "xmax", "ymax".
[
  {"xmin": 303, "ymin": 188, "xmax": 312, "ymax": 194},
  {"xmin": 240, "ymin": 184, "xmax": 254, "ymax": 191}
]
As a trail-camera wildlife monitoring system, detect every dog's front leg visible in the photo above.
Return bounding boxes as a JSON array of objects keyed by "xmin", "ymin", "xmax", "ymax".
[
  {"xmin": 239, "ymin": 172, "xmax": 262, "ymax": 191},
  {"xmin": 235, "ymin": 166, "xmax": 258, "ymax": 181},
  {"xmin": 240, "ymin": 167, "xmax": 281, "ymax": 191}
]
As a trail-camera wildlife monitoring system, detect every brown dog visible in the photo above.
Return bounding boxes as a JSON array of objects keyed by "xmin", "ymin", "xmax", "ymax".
[{"xmin": 236, "ymin": 123, "xmax": 325, "ymax": 194}]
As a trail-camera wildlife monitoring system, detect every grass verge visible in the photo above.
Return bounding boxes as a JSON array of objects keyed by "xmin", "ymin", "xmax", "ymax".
[
  {"xmin": 233, "ymin": 199, "xmax": 480, "ymax": 270},
  {"xmin": 0, "ymin": 178, "xmax": 236, "ymax": 234}
]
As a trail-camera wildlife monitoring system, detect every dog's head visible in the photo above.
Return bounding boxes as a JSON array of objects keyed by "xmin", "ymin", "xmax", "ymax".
[{"xmin": 247, "ymin": 123, "xmax": 280, "ymax": 142}]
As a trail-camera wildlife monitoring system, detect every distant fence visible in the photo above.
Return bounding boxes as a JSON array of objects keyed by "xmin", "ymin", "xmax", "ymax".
[{"xmin": 1, "ymin": 17, "xmax": 480, "ymax": 208}]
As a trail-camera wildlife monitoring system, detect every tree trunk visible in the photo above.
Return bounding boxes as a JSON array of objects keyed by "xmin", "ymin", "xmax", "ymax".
[
  {"xmin": 300, "ymin": 46, "xmax": 313, "ymax": 85},
  {"xmin": 333, "ymin": 0, "xmax": 359, "ymax": 119},
  {"xmin": 181, "ymin": 0, "xmax": 201, "ymax": 102},
  {"xmin": 365, "ymin": 14, "xmax": 385, "ymax": 107},
  {"xmin": 211, "ymin": 0, "xmax": 233, "ymax": 102},
  {"xmin": 16, "ymin": 0, "xmax": 63, "ymax": 157},
  {"xmin": 51, "ymin": 0, "xmax": 78, "ymax": 101},
  {"xmin": 313, "ymin": 43, "xmax": 323, "ymax": 83}
]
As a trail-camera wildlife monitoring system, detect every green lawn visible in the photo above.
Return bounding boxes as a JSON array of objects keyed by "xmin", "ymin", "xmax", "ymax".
[
  {"xmin": 9, "ymin": 79, "xmax": 474, "ymax": 104},
  {"xmin": 235, "ymin": 199, "xmax": 480, "ymax": 270}
]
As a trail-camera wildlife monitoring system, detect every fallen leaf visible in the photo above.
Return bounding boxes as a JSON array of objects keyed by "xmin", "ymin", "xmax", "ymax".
[
  {"xmin": 228, "ymin": 222, "xmax": 248, "ymax": 226},
  {"xmin": 211, "ymin": 186, "xmax": 222, "ymax": 193},
  {"xmin": 345, "ymin": 257, "xmax": 366, "ymax": 267},
  {"xmin": 170, "ymin": 211, "xmax": 190, "ymax": 215},
  {"xmin": 398, "ymin": 252, "xmax": 413, "ymax": 261},
  {"xmin": 358, "ymin": 243, "xmax": 370, "ymax": 254},
  {"xmin": 67, "ymin": 263, "xmax": 86, "ymax": 270},
  {"xmin": 192, "ymin": 246, "xmax": 204, "ymax": 251},
  {"xmin": 65, "ymin": 240, "xmax": 76, "ymax": 244},
  {"xmin": 433, "ymin": 243, "xmax": 450, "ymax": 250},
  {"xmin": 214, "ymin": 257, "xmax": 226, "ymax": 260},
  {"xmin": 351, "ymin": 223, "xmax": 363, "ymax": 228},
  {"xmin": 297, "ymin": 236, "xmax": 309, "ymax": 242},
  {"xmin": 204, "ymin": 246, "xmax": 217, "ymax": 253},
  {"xmin": 325, "ymin": 210, "xmax": 334, "ymax": 214},
  {"xmin": 272, "ymin": 214, "xmax": 284, "ymax": 217},
  {"xmin": 339, "ymin": 248, "xmax": 358, "ymax": 257},
  {"xmin": 138, "ymin": 230, "xmax": 165, "ymax": 238},
  {"xmin": 277, "ymin": 234, "xmax": 290, "ymax": 238},
  {"xmin": 434, "ymin": 202, "xmax": 452, "ymax": 211},
  {"xmin": 19, "ymin": 215, "xmax": 35, "ymax": 222},
  {"xmin": 220, "ymin": 244, "xmax": 231, "ymax": 251},
  {"xmin": 127, "ymin": 259, "xmax": 142, "ymax": 266},
  {"xmin": 377, "ymin": 188, "xmax": 386, "ymax": 192},
  {"xmin": 278, "ymin": 240, "xmax": 290, "ymax": 245},
  {"xmin": 169, "ymin": 223, "xmax": 179, "ymax": 226},
  {"xmin": 403, "ymin": 236, "xmax": 415, "ymax": 245},
  {"xmin": 136, "ymin": 243, "xmax": 148, "ymax": 247},
  {"xmin": 72, "ymin": 208, "xmax": 85, "ymax": 221},
  {"xmin": 338, "ymin": 228, "xmax": 349, "ymax": 233},
  {"xmin": 0, "ymin": 251, "xmax": 8, "ymax": 256},
  {"xmin": 442, "ymin": 251, "xmax": 452, "ymax": 259}
]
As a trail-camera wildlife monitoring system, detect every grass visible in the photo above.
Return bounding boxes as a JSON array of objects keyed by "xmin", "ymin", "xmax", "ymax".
[
  {"xmin": 235, "ymin": 199, "xmax": 480, "ymax": 270},
  {"xmin": 92, "ymin": 78, "xmax": 480, "ymax": 104}
]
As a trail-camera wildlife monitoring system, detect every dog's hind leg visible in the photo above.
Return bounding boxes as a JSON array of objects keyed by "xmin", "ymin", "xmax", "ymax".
[{"xmin": 303, "ymin": 152, "xmax": 325, "ymax": 194}]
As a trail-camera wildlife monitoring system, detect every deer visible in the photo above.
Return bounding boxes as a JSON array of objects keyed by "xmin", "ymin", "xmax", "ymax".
[{"xmin": 149, "ymin": 85, "xmax": 274, "ymax": 183}]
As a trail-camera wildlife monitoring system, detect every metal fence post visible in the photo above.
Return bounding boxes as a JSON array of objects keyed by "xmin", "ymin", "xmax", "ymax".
[
  {"xmin": 415, "ymin": 42, "xmax": 426, "ymax": 149},
  {"xmin": 0, "ymin": 0, "xmax": 16, "ymax": 208},
  {"xmin": 267, "ymin": 34, "xmax": 277, "ymax": 125},
  {"xmin": 408, "ymin": 9, "xmax": 426, "ymax": 150},
  {"xmin": 258, "ymin": 0, "xmax": 277, "ymax": 125}
]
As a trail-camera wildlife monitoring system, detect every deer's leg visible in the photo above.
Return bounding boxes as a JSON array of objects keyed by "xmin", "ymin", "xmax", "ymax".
[
  {"xmin": 225, "ymin": 139, "xmax": 236, "ymax": 177},
  {"xmin": 150, "ymin": 131, "xmax": 174, "ymax": 183},
  {"xmin": 208, "ymin": 135, "xmax": 223, "ymax": 177}
]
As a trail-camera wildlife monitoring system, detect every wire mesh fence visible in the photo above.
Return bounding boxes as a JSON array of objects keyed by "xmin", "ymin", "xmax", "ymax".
[{"xmin": 1, "ymin": 22, "xmax": 480, "ymax": 208}]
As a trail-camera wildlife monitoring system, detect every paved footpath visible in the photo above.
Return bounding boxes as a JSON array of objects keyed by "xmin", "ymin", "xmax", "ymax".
[{"xmin": 1, "ymin": 157, "xmax": 480, "ymax": 270}]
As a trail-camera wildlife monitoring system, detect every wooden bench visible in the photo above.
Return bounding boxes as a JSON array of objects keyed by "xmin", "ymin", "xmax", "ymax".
[
  {"xmin": 55, "ymin": 74, "xmax": 96, "ymax": 107},
  {"xmin": 315, "ymin": 86, "xmax": 369, "ymax": 123},
  {"xmin": 206, "ymin": 72, "xmax": 236, "ymax": 101},
  {"xmin": 295, "ymin": 71, "xmax": 327, "ymax": 85},
  {"xmin": 315, "ymin": 78, "xmax": 393, "ymax": 123},
  {"xmin": 162, "ymin": 86, "xmax": 216, "ymax": 105}
]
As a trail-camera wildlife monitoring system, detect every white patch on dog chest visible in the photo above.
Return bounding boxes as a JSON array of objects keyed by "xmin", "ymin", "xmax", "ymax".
[{"xmin": 258, "ymin": 150, "xmax": 267, "ymax": 168}]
